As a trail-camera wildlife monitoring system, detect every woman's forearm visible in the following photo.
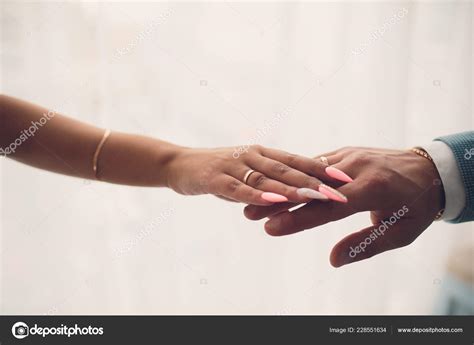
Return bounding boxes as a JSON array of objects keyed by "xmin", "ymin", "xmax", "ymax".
[
  {"xmin": 95, "ymin": 131, "xmax": 185, "ymax": 187},
  {"xmin": 0, "ymin": 95, "xmax": 344, "ymax": 206},
  {"xmin": 0, "ymin": 95, "xmax": 184, "ymax": 187}
]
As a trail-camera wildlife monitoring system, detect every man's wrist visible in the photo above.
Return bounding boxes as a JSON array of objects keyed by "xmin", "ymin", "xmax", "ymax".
[
  {"xmin": 421, "ymin": 141, "xmax": 466, "ymax": 221},
  {"xmin": 411, "ymin": 147, "xmax": 445, "ymax": 220}
]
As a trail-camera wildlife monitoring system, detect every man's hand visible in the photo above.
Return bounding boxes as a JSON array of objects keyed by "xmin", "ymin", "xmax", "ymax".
[{"xmin": 244, "ymin": 147, "xmax": 445, "ymax": 267}]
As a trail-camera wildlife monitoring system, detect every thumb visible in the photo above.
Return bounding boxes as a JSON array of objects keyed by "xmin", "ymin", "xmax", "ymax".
[{"xmin": 329, "ymin": 218, "xmax": 420, "ymax": 267}]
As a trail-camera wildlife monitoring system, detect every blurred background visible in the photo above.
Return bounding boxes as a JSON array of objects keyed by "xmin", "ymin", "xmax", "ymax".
[{"xmin": 1, "ymin": 1, "xmax": 473, "ymax": 315}]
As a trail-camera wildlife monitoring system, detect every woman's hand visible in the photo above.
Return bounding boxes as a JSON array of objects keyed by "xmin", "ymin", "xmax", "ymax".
[
  {"xmin": 244, "ymin": 147, "xmax": 445, "ymax": 266},
  {"xmin": 165, "ymin": 145, "xmax": 337, "ymax": 206},
  {"xmin": 0, "ymin": 95, "xmax": 346, "ymax": 203}
]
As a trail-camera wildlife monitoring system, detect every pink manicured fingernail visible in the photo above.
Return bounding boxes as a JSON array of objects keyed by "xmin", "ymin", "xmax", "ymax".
[
  {"xmin": 325, "ymin": 166, "xmax": 353, "ymax": 183},
  {"xmin": 261, "ymin": 192, "xmax": 288, "ymax": 203},
  {"xmin": 318, "ymin": 184, "xmax": 348, "ymax": 203}
]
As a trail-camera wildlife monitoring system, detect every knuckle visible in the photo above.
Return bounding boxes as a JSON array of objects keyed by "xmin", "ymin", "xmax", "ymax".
[
  {"xmin": 272, "ymin": 162, "xmax": 290, "ymax": 175},
  {"xmin": 282, "ymin": 186, "xmax": 294, "ymax": 197},
  {"xmin": 252, "ymin": 173, "xmax": 267, "ymax": 187},
  {"xmin": 226, "ymin": 179, "xmax": 242, "ymax": 194},
  {"xmin": 339, "ymin": 146, "xmax": 355, "ymax": 154},
  {"xmin": 198, "ymin": 167, "xmax": 213, "ymax": 187},
  {"xmin": 301, "ymin": 175, "xmax": 316, "ymax": 187},
  {"xmin": 368, "ymin": 172, "xmax": 390, "ymax": 190},
  {"xmin": 285, "ymin": 153, "xmax": 298, "ymax": 165},
  {"xmin": 310, "ymin": 176, "xmax": 322, "ymax": 186},
  {"xmin": 349, "ymin": 151, "xmax": 370, "ymax": 165},
  {"xmin": 251, "ymin": 144, "xmax": 263, "ymax": 152}
]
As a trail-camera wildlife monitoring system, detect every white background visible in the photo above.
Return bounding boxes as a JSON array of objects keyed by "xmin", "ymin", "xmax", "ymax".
[{"xmin": 1, "ymin": 1, "xmax": 473, "ymax": 314}]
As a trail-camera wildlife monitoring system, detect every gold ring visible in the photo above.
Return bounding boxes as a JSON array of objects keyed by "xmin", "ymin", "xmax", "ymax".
[
  {"xmin": 320, "ymin": 156, "xmax": 329, "ymax": 165},
  {"xmin": 243, "ymin": 169, "xmax": 256, "ymax": 184}
]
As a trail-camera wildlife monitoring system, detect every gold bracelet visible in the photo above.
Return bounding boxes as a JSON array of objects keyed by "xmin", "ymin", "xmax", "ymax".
[
  {"xmin": 411, "ymin": 147, "xmax": 445, "ymax": 221},
  {"xmin": 93, "ymin": 129, "xmax": 111, "ymax": 179},
  {"xmin": 411, "ymin": 147, "xmax": 433, "ymax": 162}
]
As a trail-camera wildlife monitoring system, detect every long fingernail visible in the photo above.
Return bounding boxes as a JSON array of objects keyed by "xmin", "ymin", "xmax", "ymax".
[
  {"xmin": 325, "ymin": 166, "xmax": 353, "ymax": 183},
  {"xmin": 296, "ymin": 188, "xmax": 329, "ymax": 200},
  {"xmin": 318, "ymin": 184, "xmax": 348, "ymax": 203},
  {"xmin": 261, "ymin": 192, "xmax": 288, "ymax": 203}
]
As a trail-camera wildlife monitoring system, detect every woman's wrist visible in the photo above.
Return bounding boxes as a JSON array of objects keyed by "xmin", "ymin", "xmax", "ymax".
[{"xmin": 160, "ymin": 144, "xmax": 192, "ymax": 190}]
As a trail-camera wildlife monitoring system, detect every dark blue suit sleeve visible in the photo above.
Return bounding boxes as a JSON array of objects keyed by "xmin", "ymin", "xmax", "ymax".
[{"xmin": 436, "ymin": 131, "xmax": 474, "ymax": 223}]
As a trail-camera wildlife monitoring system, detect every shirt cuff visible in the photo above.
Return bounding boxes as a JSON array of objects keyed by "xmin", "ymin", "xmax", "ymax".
[{"xmin": 422, "ymin": 141, "xmax": 466, "ymax": 221}]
